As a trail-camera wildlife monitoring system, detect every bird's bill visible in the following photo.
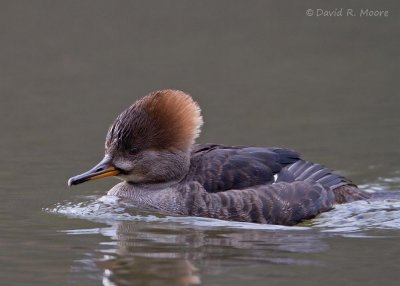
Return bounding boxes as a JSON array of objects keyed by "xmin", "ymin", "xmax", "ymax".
[{"xmin": 67, "ymin": 156, "xmax": 120, "ymax": 186}]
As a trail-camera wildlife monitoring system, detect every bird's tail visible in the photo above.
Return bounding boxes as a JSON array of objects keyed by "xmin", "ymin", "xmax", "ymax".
[
  {"xmin": 276, "ymin": 160, "xmax": 371, "ymax": 203},
  {"xmin": 276, "ymin": 160, "xmax": 351, "ymax": 191}
]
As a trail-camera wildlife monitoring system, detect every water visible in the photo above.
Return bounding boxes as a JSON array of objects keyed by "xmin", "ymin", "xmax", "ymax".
[
  {"xmin": 1, "ymin": 1, "xmax": 400, "ymax": 285},
  {"xmin": 45, "ymin": 190, "xmax": 400, "ymax": 286}
]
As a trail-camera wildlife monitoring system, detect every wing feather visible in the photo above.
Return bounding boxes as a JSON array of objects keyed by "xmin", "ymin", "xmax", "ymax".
[{"xmin": 186, "ymin": 144, "xmax": 300, "ymax": 192}]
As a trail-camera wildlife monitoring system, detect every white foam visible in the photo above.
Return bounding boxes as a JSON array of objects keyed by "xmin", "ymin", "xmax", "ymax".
[{"xmin": 45, "ymin": 176, "xmax": 400, "ymax": 233}]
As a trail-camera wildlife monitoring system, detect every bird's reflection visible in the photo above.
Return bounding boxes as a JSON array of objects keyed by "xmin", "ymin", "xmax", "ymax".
[{"xmin": 89, "ymin": 220, "xmax": 328, "ymax": 286}]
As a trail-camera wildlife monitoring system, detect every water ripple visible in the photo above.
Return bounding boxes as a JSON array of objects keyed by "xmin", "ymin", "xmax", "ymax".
[
  {"xmin": 46, "ymin": 196, "xmax": 307, "ymax": 231},
  {"xmin": 46, "ymin": 177, "xmax": 400, "ymax": 233}
]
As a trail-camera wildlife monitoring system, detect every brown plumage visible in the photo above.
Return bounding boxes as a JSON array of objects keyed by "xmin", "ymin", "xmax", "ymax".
[
  {"xmin": 106, "ymin": 90, "xmax": 203, "ymax": 151},
  {"xmin": 68, "ymin": 89, "xmax": 370, "ymax": 225}
]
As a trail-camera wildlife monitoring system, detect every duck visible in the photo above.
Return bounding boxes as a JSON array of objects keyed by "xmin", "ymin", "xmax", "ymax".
[{"xmin": 68, "ymin": 89, "xmax": 370, "ymax": 225}]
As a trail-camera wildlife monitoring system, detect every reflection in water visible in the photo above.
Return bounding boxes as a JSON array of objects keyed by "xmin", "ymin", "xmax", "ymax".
[
  {"xmin": 49, "ymin": 177, "xmax": 400, "ymax": 286},
  {"xmin": 97, "ymin": 252, "xmax": 201, "ymax": 285},
  {"xmin": 66, "ymin": 221, "xmax": 327, "ymax": 286}
]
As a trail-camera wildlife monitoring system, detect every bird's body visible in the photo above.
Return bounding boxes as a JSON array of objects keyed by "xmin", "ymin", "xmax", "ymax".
[
  {"xmin": 69, "ymin": 90, "xmax": 370, "ymax": 225},
  {"xmin": 107, "ymin": 144, "xmax": 369, "ymax": 225}
]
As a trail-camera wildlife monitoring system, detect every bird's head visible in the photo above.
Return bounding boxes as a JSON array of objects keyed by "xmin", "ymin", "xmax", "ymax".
[{"xmin": 68, "ymin": 90, "xmax": 203, "ymax": 186}]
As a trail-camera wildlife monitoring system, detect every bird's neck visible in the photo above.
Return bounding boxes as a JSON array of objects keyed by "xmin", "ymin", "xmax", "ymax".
[{"xmin": 106, "ymin": 180, "xmax": 185, "ymax": 214}]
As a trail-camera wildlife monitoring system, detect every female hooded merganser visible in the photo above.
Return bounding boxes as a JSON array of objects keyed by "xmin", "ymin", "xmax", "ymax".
[{"xmin": 68, "ymin": 90, "xmax": 370, "ymax": 225}]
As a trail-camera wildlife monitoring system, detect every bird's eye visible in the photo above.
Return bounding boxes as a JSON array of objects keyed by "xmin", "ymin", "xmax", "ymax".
[{"xmin": 128, "ymin": 147, "xmax": 139, "ymax": 155}]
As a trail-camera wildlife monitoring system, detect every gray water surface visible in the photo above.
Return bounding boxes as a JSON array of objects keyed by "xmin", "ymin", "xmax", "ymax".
[{"xmin": 1, "ymin": 1, "xmax": 400, "ymax": 286}]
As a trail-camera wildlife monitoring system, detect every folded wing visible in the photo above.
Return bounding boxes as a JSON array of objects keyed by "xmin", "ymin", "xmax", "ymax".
[{"xmin": 187, "ymin": 144, "xmax": 300, "ymax": 192}]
